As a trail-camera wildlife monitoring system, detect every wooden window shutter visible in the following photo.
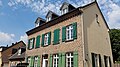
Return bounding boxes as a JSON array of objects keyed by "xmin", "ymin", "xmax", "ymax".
[
  {"xmin": 48, "ymin": 32, "xmax": 51, "ymax": 45},
  {"xmin": 73, "ymin": 22, "xmax": 77, "ymax": 39},
  {"xmin": 53, "ymin": 29, "xmax": 60, "ymax": 45},
  {"xmin": 36, "ymin": 35, "xmax": 41, "ymax": 48},
  {"xmin": 62, "ymin": 26, "xmax": 66, "ymax": 42},
  {"xmin": 91, "ymin": 53, "xmax": 95, "ymax": 67},
  {"xmin": 49, "ymin": 54, "xmax": 53, "ymax": 67},
  {"xmin": 61, "ymin": 53, "xmax": 65, "ymax": 67},
  {"xmin": 37, "ymin": 56, "xmax": 40, "ymax": 67},
  {"xmin": 58, "ymin": 53, "xmax": 62, "ymax": 67},
  {"xmin": 73, "ymin": 51, "xmax": 78, "ymax": 67},
  {"xmin": 41, "ymin": 34, "xmax": 45, "ymax": 47},
  {"xmin": 28, "ymin": 39, "xmax": 30, "ymax": 50},
  {"xmin": 30, "ymin": 56, "xmax": 34, "ymax": 67}
]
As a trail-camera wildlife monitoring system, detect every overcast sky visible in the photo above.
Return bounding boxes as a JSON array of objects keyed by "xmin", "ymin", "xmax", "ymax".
[{"xmin": 0, "ymin": 0, "xmax": 120, "ymax": 46}]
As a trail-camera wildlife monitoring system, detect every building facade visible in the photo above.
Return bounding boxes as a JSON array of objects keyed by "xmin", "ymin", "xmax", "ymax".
[{"xmin": 26, "ymin": 1, "xmax": 113, "ymax": 67}]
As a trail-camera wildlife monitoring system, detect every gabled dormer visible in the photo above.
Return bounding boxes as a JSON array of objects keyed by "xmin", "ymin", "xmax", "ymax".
[
  {"xmin": 60, "ymin": 2, "xmax": 76, "ymax": 15},
  {"xmin": 46, "ymin": 11, "xmax": 59, "ymax": 22},
  {"xmin": 35, "ymin": 17, "xmax": 45, "ymax": 27}
]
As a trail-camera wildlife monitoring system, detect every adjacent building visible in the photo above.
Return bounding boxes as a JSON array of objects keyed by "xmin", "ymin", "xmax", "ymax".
[
  {"xmin": 0, "ymin": 46, "xmax": 8, "ymax": 67},
  {"xmin": 1, "ymin": 41, "xmax": 25, "ymax": 67},
  {"xmin": 26, "ymin": 1, "xmax": 113, "ymax": 67},
  {"xmin": 9, "ymin": 47, "xmax": 26, "ymax": 67}
]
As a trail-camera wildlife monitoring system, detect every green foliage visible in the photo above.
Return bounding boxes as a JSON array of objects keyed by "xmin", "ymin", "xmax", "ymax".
[{"xmin": 109, "ymin": 29, "xmax": 120, "ymax": 62}]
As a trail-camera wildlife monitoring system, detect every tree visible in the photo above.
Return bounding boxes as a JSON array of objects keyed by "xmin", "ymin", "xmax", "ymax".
[{"xmin": 109, "ymin": 29, "xmax": 120, "ymax": 62}]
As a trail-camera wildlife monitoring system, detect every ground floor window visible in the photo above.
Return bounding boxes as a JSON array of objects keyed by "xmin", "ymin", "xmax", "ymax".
[
  {"xmin": 91, "ymin": 53, "xmax": 101, "ymax": 67},
  {"xmin": 66, "ymin": 52, "xmax": 74, "ymax": 67},
  {"xmin": 34, "ymin": 56, "xmax": 38, "ymax": 67},
  {"xmin": 42, "ymin": 54, "xmax": 48, "ymax": 67},
  {"xmin": 104, "ymin": 56, "xmax": 111, "ymax": 67},
  {"xmin": 27, "ymin": 57, "xmax": 31, "ymax": 66},
  {"xmin": 53, "ymin": 54, "xmax": 59, "ymax": 67}
]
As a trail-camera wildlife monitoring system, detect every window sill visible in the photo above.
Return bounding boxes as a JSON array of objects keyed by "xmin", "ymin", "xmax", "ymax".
[{"xmin": 65, "ymin": 39, "xmax": 74, "ymax": 42}]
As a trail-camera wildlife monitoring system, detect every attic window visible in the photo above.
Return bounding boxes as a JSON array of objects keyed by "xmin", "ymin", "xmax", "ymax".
[
  {"xmin": 96, "ymin": 14, "xmax": 100, "ymax": 25},
  {"xmin": 47, "ymin": 17, "xmax": 51, "ymax": 22},
  {"xmin": 61, "ymin": 8, "xmax": 68, "ymax": 15},
  {"xmin": 35, "ymin": 22, "xmax": 39, "ymax": 27},
  {"xmin": 18, "ymin": 49, "xmax": 21, "ymax": 55}
]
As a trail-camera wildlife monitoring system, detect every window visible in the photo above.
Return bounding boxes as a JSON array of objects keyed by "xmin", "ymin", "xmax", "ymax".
[
  {"xmin": 104, "ymin": 56, "xmax": 111, "ymax": 67},
  {"xmin": 62, "ymin": 8, "xmax": 67, "ymax": 15},
  {"xmin": 53, "ymin": 54, "xmax": 59, "ymax": 67},
  {"xmin": 44, "ymin": 34, "xmax": 49, "ymax": 46},
  {"xmin": 94, "ymin": 54, "xmax": 99, "ymax": 67},
  {"xmin": 27, "ymin": 57, "xmax": 31, "ymax": 66},
  {"xmin": 18, "ymin": 49, "xmax": 21, "ymax": 55},
  {"xmin": 34, "ymin": 56, "xmax": 38, "ymax": 67},
  {"xmin": 66, "ymin": 53, "xmax": 74, "ymax": 67},
  {"xmin": 29, "ymin": 39, "xmax": 34, "ymax": 49},
  {"xmin": 47, "ymin": 17, "xmax": 51, "ymax": 22},
  {"xmin": 66, "ymin": 25, "xmax": 73, "ymax": 40},
  {"xmin": 91, "ymin": 53, "xmax": 101, "ymax": 67},
  {"xmin": 35, "ymin": 22, "xmax": 39, "ymax": 27},
  {"xmin": 96, "ymin": 14, "xmax": 100, "ymax": 25}
]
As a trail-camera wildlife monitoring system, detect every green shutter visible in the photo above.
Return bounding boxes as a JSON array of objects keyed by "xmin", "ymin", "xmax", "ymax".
[
  {"xmin": 62, "ymin": 26, "xmax": 66, "ymax": 42},
  {"xmin": 28, "ymin": 39, "xmax": 30, "ymax": 50},
  {"xmin": 91, "ymin": 53, "xmax": 95, "ymax": 67},
  {"xmin": 73, "ymin": 22, "xmax": 77, "ymax": 39},
  {"xmin": 48, "ymin": 32, "xmax": 51, "ymax": 45},
  {"xmin": 37, "ymin": 56, "xmax": 40, "ymax": 67},
  {"xmin": 73, "ymin": 51, "xmax": 78, "ymax": 67},
  {"xmin": 53, "ymin": 29, "xmax": 60, "ymax": 45},
  {"xmin": 41, "ymin": 34, "xmax": 44, "ymax": 47},
  {"xmin": 30, "ymin": 56, "xmax": 34, "ymax": 67},
  {"xmin": 36, "ymin": 35, "xmax": 41, "ymax": 48},
  {"xmin": 61, "ymin": 53, "xmax": 65, "ymax": 67},
  {"xmin": 58, "ymin": 53, "xmax": 62, "ymax": 67},
  {"xmin": 49, "ymin": 54, "xmax": 53, "ymax": 67},
  {"xmin": 32, "ymin": 38, "xmax": 35, "ymax": 49}
]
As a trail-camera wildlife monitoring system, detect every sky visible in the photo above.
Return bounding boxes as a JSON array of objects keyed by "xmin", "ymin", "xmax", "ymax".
[{"xmin": 0, "ymin": 0, "xmax": 120, "ymax": 46}]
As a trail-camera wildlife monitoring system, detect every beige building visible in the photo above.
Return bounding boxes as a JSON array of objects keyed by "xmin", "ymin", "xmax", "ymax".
[{"xmin": 26, "ymin": 1, "xmax": 113, "ymax": 67}]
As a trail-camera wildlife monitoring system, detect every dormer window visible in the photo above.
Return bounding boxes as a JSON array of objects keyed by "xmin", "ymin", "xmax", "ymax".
[
  {"xmin": 62, "ymin": 8, "xmax": 68, "ymax": 15},
  {"xmin": 35, "ymin": 22, "xmax": 39, "ymax": 27},
  {"xmin": 47, "ymin": 17, "xmax": 51, "ymax": 22},
  {"xmin": 18, "ymin": 49, "xmax": 21, "ymax": 55}
]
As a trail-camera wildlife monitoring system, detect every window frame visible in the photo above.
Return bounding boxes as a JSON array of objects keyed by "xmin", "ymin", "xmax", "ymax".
[
  {"xmin": 34, "ymin": 56, "xmax": 38, "ymax": 67},
  {"xmin": 27, "ymin": 57, "xmax": 31, "ymax": 66},
  {"xmin": 66, "ymin": 52, "xmax": 74, "ymax": 67},
  {"xmin": 29, "ymin": 38, "xmax": 34, "ymax": 49},
  {"xmin": 66, "ymin": 25, "xmax": 74, "ymax": 41},
  {"xmin": 44, "ymin": 33, "xmax": 49, "ymax": 46},
  {"xmin": 53, "ymin": 54, "xmax": 59, "ymax": 67}
]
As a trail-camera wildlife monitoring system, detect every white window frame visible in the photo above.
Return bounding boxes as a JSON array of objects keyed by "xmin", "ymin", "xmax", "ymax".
[
  {"xmin": 53, "ymin": 54, "xmax": 59, "ymax": 67},
  {"xmin": 27, "ymin": 57, "xmax": 31, "ymax": 66},
  {"xmin": 105, "ymin": 56, "xmax": 110, "ymax": 67},
  {"xmin": 44, "ymin": 34, "xmax": 49, "ymax": 46},
  {"xmin": 34, "ymin": 56, "xmax": 38, "ymax": 67},
  {"xmin": 29, "ymin": 39, "xmax": 33, "ymax": 49},
  {"xmin": 18, "ymin": 49, "xmax": 21, "ymax": 55},
  {"xmin": 66, "ymin": 25, "xmax": 73, "ymax": 40},
  {"xmin": 62, "ymin": 8, "xmax": 67, "ymax": 15},
  {"xmin": 94, "ymin": 54, "xmax": 100, "ymax": 67},
  {"xmin": 66, "ymin": 53, "xmax": 74, "ymax": 67},
  {"xmin": 47, "ymin": 17, "xmax": 51, "ymax": 22},
  {"xmin": 35, "ymin": 22, "xmax": 39, "ymax": 27}
]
